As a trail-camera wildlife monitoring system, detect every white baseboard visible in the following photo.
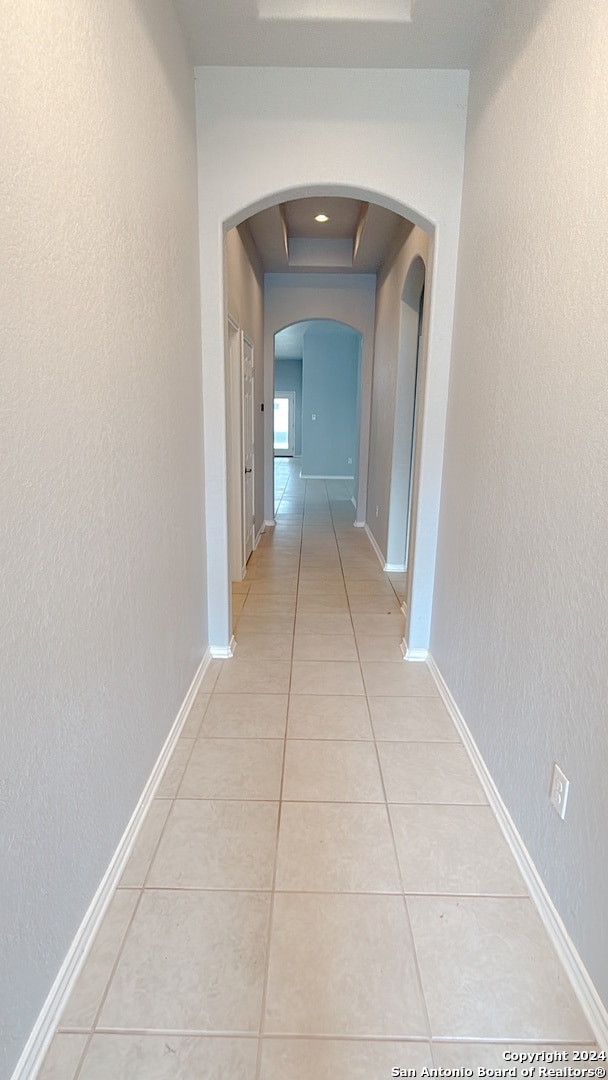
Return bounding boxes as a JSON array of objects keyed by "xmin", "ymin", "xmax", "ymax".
[
  {"xmin": 253, "ymin": 526, "xmax": 263, "ymax": 550},
  {"xmin": 353, "ymin": 520, "xmax": 365, "ymax": 528},
  {"xmin": 263, "ymin": 519, "xmax": 276, "ymax": 529},
  {"xmin": 364, "ymin": 523, "xmax": 386, "ymax": 569},
  {"xmin": 210, "ymin": 635, "xmax": 237, "ymax": 659},
  {"xmin": 427, "ymin": 653, "xmax": 608, "ymax": 1051},
  {"xmin": 384, "ymin": 562, "xmax": 407, "ymax": 572},
  {"xmin": 11, "ymin": 649, "xmax": 212, "ymax": 1080},
  {"xmin": 400, "ymin": 640, "xmax": 428, "ymax": 662}
]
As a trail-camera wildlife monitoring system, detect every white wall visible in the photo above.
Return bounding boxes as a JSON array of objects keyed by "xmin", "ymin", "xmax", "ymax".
[
  {"xmin": 195, "ymin": 66, "xmax": 469, "ymax": 650},
  {"xmin": 1, "ymin": 2, "xmax": 205, "ymax": 1074},
  {"xmin": 431, "ymin": 0, "xmax": 608, "ymax": 1010},
  {"xmin": 225, "ymin": 225, "xmax": 265, "ymax": 541},
  {"xmin": 264, "ymin": 273, "xmax": 376, "ymax": 522}
]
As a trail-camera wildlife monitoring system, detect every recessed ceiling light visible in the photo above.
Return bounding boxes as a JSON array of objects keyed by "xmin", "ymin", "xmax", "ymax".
[{"xmin": 315, "ymin": 214, "xmax": 329, "ymax": 223}]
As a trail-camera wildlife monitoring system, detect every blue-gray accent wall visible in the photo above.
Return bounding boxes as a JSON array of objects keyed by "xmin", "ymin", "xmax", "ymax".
[{"xmin": 301, "ymin": 326, "xmax": 361, "ymax": 478}]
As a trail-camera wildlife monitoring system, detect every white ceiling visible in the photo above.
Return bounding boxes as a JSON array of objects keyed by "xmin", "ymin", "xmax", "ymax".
[
  {"xmin": 175, "ymin": 0, "xmax": 500, "ymax": 69},
  {"xmin": 246, "ymin": 197, "xmax": 412, "ymax": 274},
  {"xmin": 275, "ymin": 319, "xmax": 357, "ymax": 360}
]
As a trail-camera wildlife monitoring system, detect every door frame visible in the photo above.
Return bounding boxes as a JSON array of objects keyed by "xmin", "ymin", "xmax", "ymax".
[
  {"xmin": 241, "ymin": 334, "xmax": 255, "ymax": 567},
  {"xmin": 273, "ymin": 390, "xmax": 296, "ymax": 457}
]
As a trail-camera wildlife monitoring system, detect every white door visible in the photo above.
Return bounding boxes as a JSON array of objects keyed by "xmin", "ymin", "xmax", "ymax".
[
  {"xmin": 273, "ymin": 391, "xmax": 296, "ymax": 457},
  {"xmin": 242, "ymin": 336, "xmax": 255, "ymax": 563}
]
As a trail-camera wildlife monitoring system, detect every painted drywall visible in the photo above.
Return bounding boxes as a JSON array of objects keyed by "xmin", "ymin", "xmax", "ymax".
[
  {"xmin": 195, "ymin": 66, "xmax": 469, "ymax": 650},
  {"xmin": 367, "ymin": 227, "xmax": 429, "ymax": 583},
  {"xmin": 301, "ymin": 326, "xmax": 361, "ymax": 478},
  {"xmin": 275, "ymin": 358, "xmax": 303, "ymax": 456},
  {"xmin": 265, "ymin": 273, "xmax": 376, "ymax": 524},
  {"xmin": 0, "ymin": 2, "xmax": 205, "ymax": 1074},
  {"xmin": 431, "ymin": 0, "xmax": 608, "ymax": 1010},
  {"xmin": 225, "ymin": 225, "xmax": 265, "ymax": 539}
]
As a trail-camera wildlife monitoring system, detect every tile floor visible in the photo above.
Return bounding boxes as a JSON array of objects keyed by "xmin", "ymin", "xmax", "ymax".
[{"xmin": 39, "ymin": 459, "xmax": 597, "ymax": 1078}]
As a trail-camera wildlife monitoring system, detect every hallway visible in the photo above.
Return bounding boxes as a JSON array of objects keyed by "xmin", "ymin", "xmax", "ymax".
[{"xmin": 39, "ymin": 460, "xmax": 595, "ymax": 1078}]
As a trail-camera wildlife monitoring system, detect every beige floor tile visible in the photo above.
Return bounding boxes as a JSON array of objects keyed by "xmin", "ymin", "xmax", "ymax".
[
  {"xmin": 181, "ymin": 692, "xmax": 210, "ymax": 738},
  {"xmin": 283, "ymin": 740, "xmax": 384, "ymax": 802},
  {"xmin": 356, "ymin": 636, "xmax": 405, "ymax": 661},
  {"xmin": 265, "ymin": 893, "xmax": 427, "ymax": 1036},
  {"xmin": 296, "ymin": 581, "xmax": 346, "ymax": 597},
  {"xmin": 59, "ymin": 890, "xmax": 139, "ymax": 1030},
  {"xmin": 232, "ymin": 580, "xmax": 251, "ymax": 594},
  {"xmin": 361, "ymin": 661, "xmax": 438, "ymax": 697},
  {"xmin": 259, "ymin": 1037, "xmax": 432, "ymax": 1079},
  {"xmin": 199, "ymin": 659, "xmax": 225, "ymax": 693},
  {"xmin": 295, "ymin": 612, "xmax": 353, "ymax": 636},
  {"xmin": 432, "ymin": 1043, "xmax": 601, "ymax": 1069},
  {"xmin": 348, "ymin": 595, "xmax": 402, "ymax": 614},
  {"xmin": 148, "ymin": 800, "xmax": 279, "ymax": 890},
  {"xmin": 99, "ymin": 890, "xmax": 271, "ymax": 1032},
  {"xmin": 37, "ymin": 1034, "xmax": 88, "ymax": 1080},
  {"xmin": 180, "ymin": 738, "xmax": 284, "ymax": 800},
  {"xmin": 78, "ymin": 1035, "xmax": 258, "ymax": 1080},
  {"xmin": 201, "ymin": 694, "xmax": 288, "ymax": 739},
  {"xmin": 215, "ymin": 659, "xmax": 291, "ymax": 695},
  {"xmin": 156, "ymin": 738, "xmax": 194, "ymax": 797},
  {"xmin": 345, "ymin": 579, "xmax": 398, "ymax": 596},
  {"xmin": 120, "ymin": 799, "xmax": 171, "ymax": 887},
  {"xmin": 408, "ymin": 896, "xmax": 593, "ymax": 1041},
  {"xmin": 247, "ymin": 580, "xmax": 298, "ymax": 595},
  {"xmin": 298, "ymin": 570, "xmax": 345, "ymax": 585},
  {"xmin": 390, "ymin": 804, "xmax": 527, "ymax": 895},
  {"xmin": 369, "ymin": 696, "xmax": 459, "ymax": 741},
  {"xmin": 242, "ymin": 594, "xmax": 297, "ymax": 615},
  {"xmin": 236, "ymin": 612, "xmax": 296, "ymax": 636},
  {"xmin": 352, "ymin": 613, "xmax": 404, "ymax": 637},
  {"xmin": 378, "ymin": 742, "xmax": 487, "ymax": 804},
  {"xmin": 233, "ymin": 632, "xmax": 293, "ymax": 661},
  {"xmin": 293, "ymin": 634, "xmax": 357, "ymax": 662},
  {"xmin": 296, "ymin": 595, "xmax": 350, "ymax": 614},
  {"xmin": 290, "ymin": 661, "xmax": 364, "ymax": 696},
  {"xmin": 275, "ymin": 802, "xmax": 401, "ymax": 892},
  {"xmin": 287, "ymin": 695, "xmax": 372, "ymax": 740}
]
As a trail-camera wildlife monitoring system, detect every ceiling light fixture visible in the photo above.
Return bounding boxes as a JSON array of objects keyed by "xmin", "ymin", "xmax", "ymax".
[{"xmin": 315, "ymin": 213, "xmax": 329, "ymax": 222}]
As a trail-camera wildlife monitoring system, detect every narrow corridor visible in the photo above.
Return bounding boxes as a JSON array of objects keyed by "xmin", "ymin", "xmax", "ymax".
[{"xmin": 39, "ymin": 459, "xmax": 595, "ymax": 1078}]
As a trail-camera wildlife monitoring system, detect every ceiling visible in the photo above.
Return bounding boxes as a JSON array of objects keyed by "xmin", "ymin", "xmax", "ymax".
[
  {"xmin": 175, "ymin": 0, "xmax": 500, "ymax": 69},
  {"xmin": 245, "ymin": 196, "xmax": 412, "ymax": 274},
  {"xmin": 275, "ymin": 319, "xmax": 358, "ymax": 360}
]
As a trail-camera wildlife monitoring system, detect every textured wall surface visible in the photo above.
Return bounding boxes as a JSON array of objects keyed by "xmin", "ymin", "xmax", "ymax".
[
  {"xmin": 0, "ymin": 1, "xmax": 205, "ymax": 1073},
  {"xmin": 196, "ymin": 67, "xmax": 468, "ymax": 649},
  {"xmin": 432, "ymin": 0, "xmax": 608, "ymax": 1007}
]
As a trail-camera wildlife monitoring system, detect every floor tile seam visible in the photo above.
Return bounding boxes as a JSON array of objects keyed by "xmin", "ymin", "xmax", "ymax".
[
  {"xmin": 362, "ymin": 612, "xmax": 435, "ymax": 1045},
  {"xmin": 255, "ymin": 482, "xmax": 304, "ymax": 1073},
  {"xmin": 429, "ymin": 1037, "xmax": 597, "ymax": 1045},
  {"xmin": 91, "ymin": 1026, "xmax": 261, "ymax": 1038},
  {"xmin": 70, "ymin": 1032, "xmax": 94, "ymax": 1080}
]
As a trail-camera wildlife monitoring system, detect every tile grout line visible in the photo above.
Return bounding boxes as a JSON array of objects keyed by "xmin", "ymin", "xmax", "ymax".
[
  {"xmin": 254, "ymin": 468, "xmax": 304, "ymax": 1080},
  {"xmin": 329, "ymin": 483, "xmax": 435, "ymax": 1047}
]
